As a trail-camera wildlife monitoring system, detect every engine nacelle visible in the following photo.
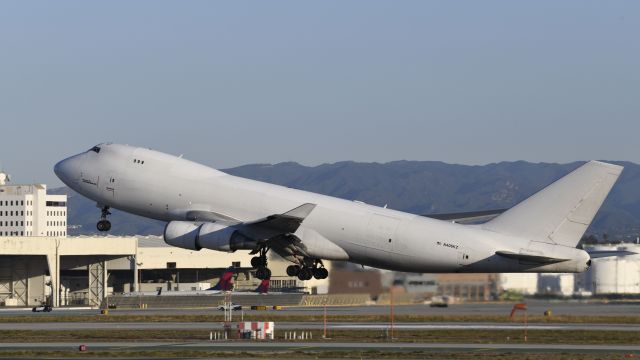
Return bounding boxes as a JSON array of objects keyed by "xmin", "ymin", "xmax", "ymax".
[
  {"xmin": 164, "ymin": 221, "xmax": 201, "ymax": 251},
  {"xmin": 197, "ymin": 222, "xmax": 238, "ymax": 252},
  {"xmin": 163, "ymin": 221, "xmax": 257, "ymax": 253}
]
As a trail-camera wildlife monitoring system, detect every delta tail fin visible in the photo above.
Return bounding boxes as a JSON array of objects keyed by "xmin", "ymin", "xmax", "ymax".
[
  {"xmin": 254, "ymin": 278, "xmax": 270, "ymax": 294},
  {"xmin": 483, "ymin": 161, "xmax": 623, "ymax": 247},
  {"xmin": 210, "ymin": 267, "xmax": 235, "ymax": 291}
]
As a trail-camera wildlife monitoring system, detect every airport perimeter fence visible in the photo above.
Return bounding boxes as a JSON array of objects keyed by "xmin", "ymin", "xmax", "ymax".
[{"xmin": 299, "ymin": 294, "xmax": 371, "ymax": 307}]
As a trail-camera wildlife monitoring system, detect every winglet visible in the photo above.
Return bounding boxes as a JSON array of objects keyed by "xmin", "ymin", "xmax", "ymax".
[{"xmin": 283, "ymin": 203, "xmax": 317, "ymax": 219}]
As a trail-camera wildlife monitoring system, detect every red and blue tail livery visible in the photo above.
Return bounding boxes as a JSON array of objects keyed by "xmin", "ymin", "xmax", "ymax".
[
  {"xmin": 255, "ymin": 278, "xmax": 270, "ymax": 294},
  {"xmin": 210, "ymin": 267, "xmax": 234, "ymax": 292}
]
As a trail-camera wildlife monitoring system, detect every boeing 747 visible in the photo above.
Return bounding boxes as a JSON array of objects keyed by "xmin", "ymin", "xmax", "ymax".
[{"xmin": 54, "ymin": 144, "xmax": 626, "ymax": 281}]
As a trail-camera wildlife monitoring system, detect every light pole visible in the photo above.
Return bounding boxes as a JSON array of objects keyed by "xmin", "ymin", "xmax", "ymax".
[{"xmin": 136, "ymin": 262, "xmax": 143, "ymax": 309}]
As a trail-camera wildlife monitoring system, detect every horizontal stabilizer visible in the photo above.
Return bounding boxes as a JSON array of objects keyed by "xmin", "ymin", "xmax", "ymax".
[
  {"xmin": 587, "ymin": 250, "xmax": 638, "ymax": 259},
  {"xmin": 495, "ymin": 251, "xmax": 569, "ymax": 264},
  {"xmin": 425, "ymin": 208, "xmax": 507, "ymax": 223}
]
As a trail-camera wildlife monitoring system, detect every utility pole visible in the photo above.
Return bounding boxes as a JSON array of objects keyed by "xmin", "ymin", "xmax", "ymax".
[
  {"xmin": 136, "ymin": 262, "xmax": 143, "ymax": 309},
  {"xmin": 390, "ymin": 288, "xmax": 395, "ymax": 340}
]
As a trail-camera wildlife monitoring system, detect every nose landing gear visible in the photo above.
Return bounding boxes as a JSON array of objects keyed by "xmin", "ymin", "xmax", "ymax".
[{"xmin": 96, "ymin": 205, "xmax": 112, "ymax": 232}]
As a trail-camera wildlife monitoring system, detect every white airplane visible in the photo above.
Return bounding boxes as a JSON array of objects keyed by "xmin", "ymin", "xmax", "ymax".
[{"xmin": 54, "ymin": 143, "xmax": 628, "ymax": 281}]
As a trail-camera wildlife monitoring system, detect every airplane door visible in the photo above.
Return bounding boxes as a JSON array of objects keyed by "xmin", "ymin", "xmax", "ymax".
[
  {"xmin": 79, "ymin": 171, "xmax": 100, "ymax": 195},
  {"xmin": 458, "ymin": 249, "xmax": 472, "ymax": 266},
  {"xmin": 102, "ymin": 172, "xmax": 118, "ymax": 200},
  {"xmin": 366, "ymin": 214, "xmax": 400, "ymax": 254}
]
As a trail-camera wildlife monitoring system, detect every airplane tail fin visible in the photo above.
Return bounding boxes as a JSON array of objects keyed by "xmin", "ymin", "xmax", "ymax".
[
  {"xmin": 210, "ymin": 267, "xmax": 235, "ymax": 291},
  {"xmin": 483, "ymin": 161, "xmax": 623, "ymax": 247},
  {"xmin": 254, "ymin": 278, "xmax": 270, "ymax": 294}
]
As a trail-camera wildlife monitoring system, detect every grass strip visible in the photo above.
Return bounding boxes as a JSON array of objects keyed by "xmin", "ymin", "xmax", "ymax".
[{"xmin": 0, "ymin": 329, "xmax": 637, "ymax": 344}]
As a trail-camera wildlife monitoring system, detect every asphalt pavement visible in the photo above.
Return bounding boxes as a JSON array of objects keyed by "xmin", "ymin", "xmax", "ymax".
[{"xmin": 0, "ymin": 341, "xmax": 637, "ymax": 353}]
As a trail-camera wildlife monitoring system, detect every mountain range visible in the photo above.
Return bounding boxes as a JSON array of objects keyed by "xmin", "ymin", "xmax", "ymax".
[{"xmin": 51, "ymin": 160, "xmax": 640, "ymax": 242}]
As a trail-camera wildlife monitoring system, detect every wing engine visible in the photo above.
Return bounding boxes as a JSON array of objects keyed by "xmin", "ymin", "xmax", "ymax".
[{"xmin": 163, "ymin": 221, "xmax": 256, "ymax": 252}]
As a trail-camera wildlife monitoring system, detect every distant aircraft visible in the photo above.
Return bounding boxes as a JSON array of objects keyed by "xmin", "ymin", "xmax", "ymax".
[
  {"xmin": 126, "ymin": 267, "xmax": 233, "ymax": 296},
  {"xmin": 126, "ymin": 267, "xmax": 270, "ymax": 296},
  {"xmin": 55, "ymin": 143, "xmax": 631, "ymax": 281}
]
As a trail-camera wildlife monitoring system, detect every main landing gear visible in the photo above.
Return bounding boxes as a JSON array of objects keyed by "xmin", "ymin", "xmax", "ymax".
[
  {"xmin": 96, "ymin": 205, "xmax": 112, "ymax": 232},
  {"xmin": 286, "ymin": 260, "xmax": 328, "ymax": 281},
  {"xmin": 251, "ymin": 246, "xmax": 271, "ymax": 280}
]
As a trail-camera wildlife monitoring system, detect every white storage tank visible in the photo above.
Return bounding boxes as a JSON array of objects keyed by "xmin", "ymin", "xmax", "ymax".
[
  {"xmin": 538, "ymin": 273, "xmax": 574, "ymax": 296},
  {"xmin": 590, "ymin": 245, "xmax": 640, "ymax": 295}
]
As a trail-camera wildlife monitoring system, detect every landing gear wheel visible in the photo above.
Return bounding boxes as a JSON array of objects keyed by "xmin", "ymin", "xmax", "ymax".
[
  {"xmin": 255, "ymin": 267, "xmax": 271, "ymax": 280},
  {"xmin": 97, "ymin": 205, "xmax": 112, "ymax": 232},
  {"xmin": 96, "ymin": 220, "xmax": 111, "ymax": 232},
  {"xmin": 286, "ymin": 265, "xmax": 301, "ymax": 277},
  {"xmin": 313, "ymin": 267, "xmax": 329, "ymax": 280},
  {"xmin": 251, "ymin": 256, "xmax": 262, "ymax": 269},
  {"xmin": 297, "ymin": 267, "xmax": 313, "ymax": 281}
]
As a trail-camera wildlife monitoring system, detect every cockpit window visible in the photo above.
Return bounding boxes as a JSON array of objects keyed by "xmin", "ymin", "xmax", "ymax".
[{"xmin": 90, "ymin": 146, "xmax": 101, "ymax": 153}]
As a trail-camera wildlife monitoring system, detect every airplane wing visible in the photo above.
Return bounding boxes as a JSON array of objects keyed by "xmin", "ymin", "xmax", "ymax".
[
  {"xmin": 424, "ymin": 209, "xmax": 507, "ymax": 224},
  {"xmin": 185, "ymin": 210, "xmax": 242, "ymax": 224},
  {"xmin": 495, "ymin": 251, "xmax": 569, "ymax": 264},
  {"xmin": 243, "ymin": 203, "xmax": 317, "ymax": 234}
]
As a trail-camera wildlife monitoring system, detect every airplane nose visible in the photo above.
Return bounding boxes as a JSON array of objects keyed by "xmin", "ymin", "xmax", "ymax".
[
  {"xmin": 53, "ymin": 160, "xmax": 63, "ymax": 178},
  {"xmin": 54, "ymin": 156, "xmax": 80, "ymax": 185}
]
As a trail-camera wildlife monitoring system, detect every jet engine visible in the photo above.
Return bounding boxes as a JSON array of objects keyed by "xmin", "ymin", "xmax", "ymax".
[{"xmin": 163, "ymin": 221, "xmax": 256, "ymax": 252}]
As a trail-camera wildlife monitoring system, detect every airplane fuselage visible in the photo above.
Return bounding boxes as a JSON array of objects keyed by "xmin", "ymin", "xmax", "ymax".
[{"xmin": 55, "ymin": 144, "xmax": 591, "ymax": 273}]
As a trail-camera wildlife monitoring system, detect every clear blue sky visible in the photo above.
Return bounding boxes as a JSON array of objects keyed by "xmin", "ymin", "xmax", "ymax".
[{"xmin": 1, "ymin": 1, "xmax": 638, "ymax": 186}]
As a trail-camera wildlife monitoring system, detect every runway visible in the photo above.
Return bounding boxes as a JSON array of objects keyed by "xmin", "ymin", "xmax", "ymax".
[
  {"xmin": 0, "ymin": 341, "xmax": 637, "ymax": 353},
  {"xmin": 1, "ymin": 299, "xmax": 638, "ymax": 317},
  {"xmin": 0, "ymin": 321, "xmax": 638, "ymax": 331}
]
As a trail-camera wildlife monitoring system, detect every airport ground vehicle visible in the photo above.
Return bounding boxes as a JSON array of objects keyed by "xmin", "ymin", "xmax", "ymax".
[
  {"xmin": 217, "ymin": 303, "xmax": 242, "ymax": 311},
  {"xmin": 32, "ymin": 305, "xmax": 52, "ymax": 312},
  {"xmin": 429, "ymin": 296, "xmax": 449, "ymax": 308}
]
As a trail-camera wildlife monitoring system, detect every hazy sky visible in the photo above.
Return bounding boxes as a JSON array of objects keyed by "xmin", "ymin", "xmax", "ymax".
[{"xmin": 1, "ymin": 1, "xmax": 638, "ymax": 186}]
